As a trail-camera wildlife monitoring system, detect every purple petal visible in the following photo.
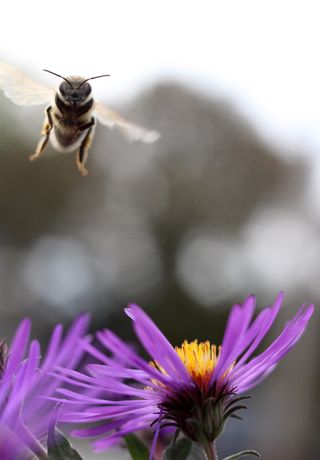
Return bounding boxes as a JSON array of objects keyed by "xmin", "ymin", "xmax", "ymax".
[
  {"xmin": 149, "ymin": 412, "xmax": 162, "ymax": 460},
  {"xmin": 40, "ymin": 324, "xmax": 63, "ymax": 371},
  {"xmin": 213, "ymin": 295, "xmax": 256, "ymax": 382},
  {"xmin": 127, "ymin": 304, "xmax": 192, "ymax": 384},
  {"xmin": 97, "ymin": 329, "xmax": 184, "ymax": 391},
  {"xmin": 3, "ymin": 318, "xmax": 31, "ymax": 378},
  {"xmin": 231, "ymin": 293, "xmax": 283, "ymax": 371},
  {"xmin": 230, "ymin": 303, "xmax": 314, "ymax": 392}
]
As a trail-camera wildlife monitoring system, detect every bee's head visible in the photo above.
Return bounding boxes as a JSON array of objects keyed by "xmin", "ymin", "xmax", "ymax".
[
  {"xmin": 59, "ymin": 78, "xmax": 92, "ymax": 104},
  {"xmin": 43, "ymin": 69, "xmax": 110, "ymax": 105}
]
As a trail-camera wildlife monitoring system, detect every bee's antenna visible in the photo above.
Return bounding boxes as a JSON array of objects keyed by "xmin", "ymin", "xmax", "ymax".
[
  {"xmin": 43, "ymin": 69, "xmax": 73, "ymax": 88},
  {"xmin": 78, "ymin": 74, "xmax": 110, "ymax": 88}
]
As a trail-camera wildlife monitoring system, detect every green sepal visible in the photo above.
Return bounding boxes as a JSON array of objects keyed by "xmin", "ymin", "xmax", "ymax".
[
  {"xmin": 163, "ymin": 437, "xmax": 192, "ymax": 460},
  {"xmin": 124, "ymin": 434, "xmax": 150, "ymax": 460},
  {"xmin": 184, "ymin": 417, "xmax": 207, "ymax": 444},
  {"xmin": 47, "ymin": 428, "xmax": 84, "ymax": 460},
  {"xmin": 222, "ymin": 450, "xmax": 261, "ymax": 460}
]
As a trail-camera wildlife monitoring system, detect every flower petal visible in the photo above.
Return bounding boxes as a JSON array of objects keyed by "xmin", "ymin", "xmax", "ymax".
[{"xmin": 127, "ymin": 304, "xmax": 192, "ymax": 384}]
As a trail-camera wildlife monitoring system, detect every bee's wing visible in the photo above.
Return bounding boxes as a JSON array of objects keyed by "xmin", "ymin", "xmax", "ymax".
[
  {"xmin": 94, "ymin": 102, "xmax": 161, "ymax": 143},
  {"xmin": 0, "ymin": 62, "xmax": 54, "ymax": 106}
]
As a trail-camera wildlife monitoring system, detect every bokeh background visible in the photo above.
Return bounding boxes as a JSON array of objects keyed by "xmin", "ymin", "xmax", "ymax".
[{"xmin": 0, "ymin": 1, "xmax": 320, "ymax": 459}]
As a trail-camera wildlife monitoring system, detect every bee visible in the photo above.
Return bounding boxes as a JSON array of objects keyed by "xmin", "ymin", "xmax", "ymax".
[{"xmin": 0, "ymin": 62, "xmax": 160, "ymax": 175}]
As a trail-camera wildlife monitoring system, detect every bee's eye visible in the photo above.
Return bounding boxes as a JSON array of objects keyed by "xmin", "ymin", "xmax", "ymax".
[
  {"xmin": 84, "ymin": 83, "xmax": 91, "ymax": 97},
  {"xmin": 59, "ymin": 84, "xmax": 65, "ymax": 96},
  {"xmin": 59, "ymin": 82, "xmax": 71, "ymax": 96}
]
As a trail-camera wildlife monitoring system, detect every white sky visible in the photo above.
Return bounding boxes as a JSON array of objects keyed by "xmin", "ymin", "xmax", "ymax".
[{"xmin": 1, "ymin": 1, "xmax": 320, "ymax": 166}]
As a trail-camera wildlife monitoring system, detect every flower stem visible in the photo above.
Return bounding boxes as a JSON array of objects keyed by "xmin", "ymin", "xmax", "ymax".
[{"xmin": 203, "ymin": 442, "xmax": 218, "ymax": 460}]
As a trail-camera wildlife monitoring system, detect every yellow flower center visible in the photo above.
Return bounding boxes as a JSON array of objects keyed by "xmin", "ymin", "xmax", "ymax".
[
  {"xmin": 150, "ymin": 340, "xmax": 221, "ymax": 391},
  {"xmin": 175, "ymin": 340, "xmax": 220, "ymax": 389}
]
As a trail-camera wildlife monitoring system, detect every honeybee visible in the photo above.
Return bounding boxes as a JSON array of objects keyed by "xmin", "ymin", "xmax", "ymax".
[{"xmin": 0, "ymin": 62, "xmax": 160, "ymax": 175}]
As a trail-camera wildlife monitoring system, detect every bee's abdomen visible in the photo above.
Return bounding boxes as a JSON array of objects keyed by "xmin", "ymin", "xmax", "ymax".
[{"xmin": 53, "ymin": 126, "xmax": 83, "ymax": 148}]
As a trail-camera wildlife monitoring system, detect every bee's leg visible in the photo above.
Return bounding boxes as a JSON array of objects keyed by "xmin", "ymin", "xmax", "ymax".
[
  {"xmin": 29, "ymin": 106, "xmax": 53, "ymax": 162},
  {"xmin": 76, "ymin": 118, "xmax": 95, "ymax": 176}
]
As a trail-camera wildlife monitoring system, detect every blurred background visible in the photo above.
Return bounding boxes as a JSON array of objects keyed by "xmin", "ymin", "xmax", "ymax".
[{"xmin": 0, "ymin": 1, "xmax": 320, "ymax": 459}]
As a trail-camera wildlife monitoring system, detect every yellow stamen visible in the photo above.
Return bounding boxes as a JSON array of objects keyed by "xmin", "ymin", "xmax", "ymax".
[
  {"xmin": 150, "ymin": 340, "xmax": 223, "ymax": 391},
  {"xmin": 175, "ymin": 340, "xmax": 220, "ymax": 389}
]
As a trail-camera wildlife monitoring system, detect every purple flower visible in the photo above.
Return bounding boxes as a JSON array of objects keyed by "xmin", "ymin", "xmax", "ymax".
[
  {"xmin": 0, "ymin": 313, "xmax": 89, "ymax": 460},
  {"xmin": 57, "ymin": 293, "xmax": 313, "ymax": 458}
]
